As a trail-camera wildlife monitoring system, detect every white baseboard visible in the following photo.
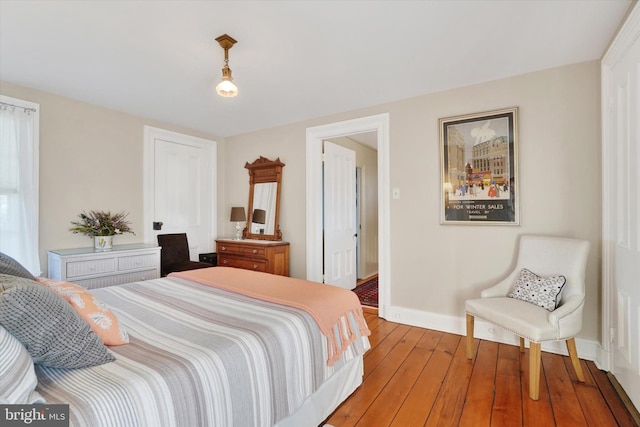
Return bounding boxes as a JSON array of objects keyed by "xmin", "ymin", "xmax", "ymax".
[{"xmin": 383, "ymin": 305, "xmax": 602, "ymax": 362}]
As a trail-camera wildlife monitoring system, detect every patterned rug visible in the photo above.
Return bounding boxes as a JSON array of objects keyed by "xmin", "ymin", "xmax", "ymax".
[{"xmin": 353, "ymin": 276, "xmax": 378, "ymax": 308}]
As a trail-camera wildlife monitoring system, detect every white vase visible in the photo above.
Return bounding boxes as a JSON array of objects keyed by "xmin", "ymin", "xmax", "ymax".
[{"xmin": 94, "ymin": 235, "xmax": 114, "ymax": 250}]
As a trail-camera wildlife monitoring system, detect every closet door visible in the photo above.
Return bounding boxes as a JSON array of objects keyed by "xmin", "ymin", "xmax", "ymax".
[{"xmin": 602, "ymin": 4, "xmax": 640, "ymax": 411}]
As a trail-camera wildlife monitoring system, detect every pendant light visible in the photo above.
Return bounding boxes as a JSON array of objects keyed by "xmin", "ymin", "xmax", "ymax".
[{"xmin": 215, "ymin": 34, "xmax": 238, "ymax": 97}]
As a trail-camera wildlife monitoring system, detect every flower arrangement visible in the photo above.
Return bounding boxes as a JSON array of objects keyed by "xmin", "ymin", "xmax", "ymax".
[{"xmin": 69, "ymin": 210, "xmax": 135, "ymax": 237}]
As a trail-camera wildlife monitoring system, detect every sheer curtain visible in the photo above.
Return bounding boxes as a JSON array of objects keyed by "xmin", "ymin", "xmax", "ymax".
[{"xmin": 0, "ymin": 96, "xmax": 40, "ymax": 275}]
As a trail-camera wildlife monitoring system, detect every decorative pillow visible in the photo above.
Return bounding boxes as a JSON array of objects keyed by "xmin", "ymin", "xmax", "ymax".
[
  {"xmin": 0, "ymin": 274, "xmax": 115, "ymax": 368},
  {"xmin": 0, "ymin": 251, "xmax": 35, "ymax": 280},
  {"xmin": 508, "ymin": 268, "xmax": 566, "ymax": 311},
  {"xmin": 0, "ymin": 325, "xmax": 44, "ymax": 404},
  {"xmin": 36, "ymin": 277, "xmax": 129, "ymax": 346}
]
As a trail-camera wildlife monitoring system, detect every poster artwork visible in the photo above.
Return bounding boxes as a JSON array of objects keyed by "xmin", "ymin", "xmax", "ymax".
[{"xmin": 440, "ymin": 108, "xmax": 518, "ymax": 225}]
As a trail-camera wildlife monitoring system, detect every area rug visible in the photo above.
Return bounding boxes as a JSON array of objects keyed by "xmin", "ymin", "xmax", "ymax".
[{"xmin": 353, "ymin": 276, "xmax": 378, "ymax": 308}]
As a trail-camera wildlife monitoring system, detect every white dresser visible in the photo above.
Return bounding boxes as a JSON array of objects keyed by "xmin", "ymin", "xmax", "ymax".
[{"xmin": 47, "ymin": 244, "xmax": 161, "ymax": 289}]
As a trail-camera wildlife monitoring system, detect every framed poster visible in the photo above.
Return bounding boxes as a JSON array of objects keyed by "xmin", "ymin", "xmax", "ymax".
[{"xmin": 440, "ymin": 107, "xmax": 519, "ymax": 225}]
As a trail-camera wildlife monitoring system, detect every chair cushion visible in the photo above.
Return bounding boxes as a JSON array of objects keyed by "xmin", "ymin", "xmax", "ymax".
[
  {"xmin": 466, "ymin": 297, "xmax": 559, "ymax": 342},
  {"xmin": 164, "ymin": 261, "xmax": 212, "ymax": 276},
  {"xmin": 507, "ymin": 268, "xmax": 566, "ymax": 311}
]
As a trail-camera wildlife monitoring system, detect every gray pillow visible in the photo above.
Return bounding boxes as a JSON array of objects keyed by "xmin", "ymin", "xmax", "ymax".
[
  {"xmin": 0, "ymin": 274, "xmax": 115, "ymax": 368},
  {"xmin": 0, "ymin": 252, "xmax": 35, "ymax": 280}
]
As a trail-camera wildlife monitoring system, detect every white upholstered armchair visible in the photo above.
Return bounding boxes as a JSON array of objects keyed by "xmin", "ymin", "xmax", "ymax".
[{"xmin": 465, "ymin": 235, "xmax": 590, "ymax": 400}]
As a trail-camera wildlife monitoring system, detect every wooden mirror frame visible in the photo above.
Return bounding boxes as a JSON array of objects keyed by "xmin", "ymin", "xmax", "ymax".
[{"xmin": 242, "ymin": 156, "xmax": 285, "ymax": 240}]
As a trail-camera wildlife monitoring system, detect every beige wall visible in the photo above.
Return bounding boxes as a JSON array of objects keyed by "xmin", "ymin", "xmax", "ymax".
[
  {"xmin": 1, "ymin": 59, "xmax": 602, "ymax": 343},
  {"xmin": 0, "ymin": 81, "xmax": 222, "ymax": 272},
  {"xmin": 223, "ymin": 61, "xmax": 602, "ymax": 342}
]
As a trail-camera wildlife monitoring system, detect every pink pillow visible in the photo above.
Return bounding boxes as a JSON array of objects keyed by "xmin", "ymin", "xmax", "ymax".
[{"xmin": 35, "ymin": 278, "xmax": 129, "ymax": 346}]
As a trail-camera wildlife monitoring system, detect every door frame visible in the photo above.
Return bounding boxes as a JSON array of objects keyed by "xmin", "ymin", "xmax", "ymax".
[
  {"xmin": 306, "ymin": 113, "xmax": 390, "ymax": 318},
  {"xmin": 143, "ymin": 126, "xmax": 218, "ymax": 248}
]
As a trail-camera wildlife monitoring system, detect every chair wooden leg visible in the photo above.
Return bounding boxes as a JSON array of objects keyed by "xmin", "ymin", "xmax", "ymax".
[
  {"xmin": 466, "ymin": 313, "xmax": 474, "ymax": 359},
  {"xmin": 529, "ymin": 342, "xmax": 541, "ymax": 400},
  {"xmin": 519, "ymin": 337, "xmax": 525, "ymax": 353},
  {"xmin": 566, "ymin": 338, "xmax": 585, "ymax": 382}
]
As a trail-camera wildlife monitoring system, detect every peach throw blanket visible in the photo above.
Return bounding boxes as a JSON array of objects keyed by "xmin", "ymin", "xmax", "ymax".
[{"xmin": 172, "ymin": 267, "xmax": 371, "ymax": 366}]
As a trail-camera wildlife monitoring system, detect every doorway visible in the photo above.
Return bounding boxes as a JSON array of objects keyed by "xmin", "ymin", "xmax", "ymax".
[{"xmin": 306, "ymin": 113, "xmax": 390, "ymax": 318}]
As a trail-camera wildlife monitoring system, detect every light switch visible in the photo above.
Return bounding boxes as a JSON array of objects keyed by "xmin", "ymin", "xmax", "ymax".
[{"xmin": 392, "ymin": 188, "xmax": 400, "ymax": 199}]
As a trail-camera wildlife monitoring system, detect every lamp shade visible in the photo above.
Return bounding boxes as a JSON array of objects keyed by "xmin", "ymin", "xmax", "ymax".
[
  {"xmin": 230, "ymin": 207, "xmax": 246, "ymax": 222},
  {"xmin": 216, "ymin": 67, "xmax": 238, "ymax": 97},
  {"xmin": 252, "ymin": 209, "xmax": 266, "ymax": 224},
  {"xmin": 216, "ymin": 80, "xmax": 238, "ymax": 97}
]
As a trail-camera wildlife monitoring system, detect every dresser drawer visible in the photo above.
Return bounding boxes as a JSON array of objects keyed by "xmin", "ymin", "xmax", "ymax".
[
  {"xmin": 218, "ymin": 255, "xmax": 267, "ymax": 272},
  {"xmin": 218, "ymin": 242, "xmax": 267, "ymax": 257},
  {"xmin": 118, "ymin": 253, "xmax": 158, "ymax": 271},
  {"xmin": 75, "ymin": 269, "xmax": 159, "ymax": 290},
  {"xmin": 66, "ymin": 258, "xmax": 116, "ymax": 278}
]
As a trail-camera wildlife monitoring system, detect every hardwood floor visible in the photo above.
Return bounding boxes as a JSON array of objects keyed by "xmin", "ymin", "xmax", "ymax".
[{"xmin": 325, "ymin": 311, "xmax": 639, "ymax": 427}]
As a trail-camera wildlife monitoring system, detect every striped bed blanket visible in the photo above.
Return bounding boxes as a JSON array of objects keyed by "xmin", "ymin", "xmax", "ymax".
[{"xmin": 34, "ymin": 274, "xmax": 371, "ymax": 427}]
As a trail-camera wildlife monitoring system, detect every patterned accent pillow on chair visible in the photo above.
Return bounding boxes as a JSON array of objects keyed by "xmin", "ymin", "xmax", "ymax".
[{"xmin": 508, "ymin": 268, "xmax": 566, "ymax": 311}]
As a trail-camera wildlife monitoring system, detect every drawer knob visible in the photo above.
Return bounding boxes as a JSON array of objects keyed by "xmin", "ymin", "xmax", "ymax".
[
  {"xmin": 223, "ymin": 260, "xmax": 228, "ymax": 264},
  {"xmin": 221, "ymin": 246, "xmax": 226, "ymax": 251},
  {"xmin": 252, "ymin": 249, "xmax": 257, "ymax": 254},
  {"xmin": 253, "ymin": 264, "xmax": 258, "ymax": 269}
]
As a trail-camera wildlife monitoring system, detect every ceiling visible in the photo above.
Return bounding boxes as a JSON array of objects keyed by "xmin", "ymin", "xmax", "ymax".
[{"xmin": 0, "ymin": 1, "xmax": 633, "ymax": 138}]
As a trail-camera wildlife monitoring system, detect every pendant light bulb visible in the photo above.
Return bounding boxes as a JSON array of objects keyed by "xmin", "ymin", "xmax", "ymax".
[{"xmin": 216, "ymin": 66, "xmax": 238, "ymax": 97}]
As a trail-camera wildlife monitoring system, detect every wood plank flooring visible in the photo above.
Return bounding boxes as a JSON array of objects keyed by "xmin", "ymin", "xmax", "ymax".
[{"xmin": 325, "ymin": 309, "xmax": 639, "ymax": 426}]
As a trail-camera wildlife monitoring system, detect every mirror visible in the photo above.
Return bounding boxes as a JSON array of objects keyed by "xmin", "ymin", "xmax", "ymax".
[{"xmin": 243, "ymin": 156, "xmax": 285, "ymax": 240}]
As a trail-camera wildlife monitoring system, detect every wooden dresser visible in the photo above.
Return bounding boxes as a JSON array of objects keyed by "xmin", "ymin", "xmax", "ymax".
[{"xmin": 216, "ymin": 239, "xmax": 290, "ymax": 276}]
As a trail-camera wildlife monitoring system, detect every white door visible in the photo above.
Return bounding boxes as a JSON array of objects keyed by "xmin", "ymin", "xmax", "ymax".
[
  {"xmin": 323, "ymin": 141, "xmax": 357, "ymax": 290},
  {"xmin": 144, "ymin": 126, "xmax": 216, "ymax": 261},
  {"xmin": 603, "ymin": 8, "xmax": 640, "ymax": 410}
]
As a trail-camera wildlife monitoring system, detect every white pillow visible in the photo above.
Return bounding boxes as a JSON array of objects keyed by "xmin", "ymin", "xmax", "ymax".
[
  {"xmin": 0, "ymin": 325, "xmax": 44, "ymax": 404},
  {"xmin": 508, "ymin": 268, "xmax": 566, "ymax": 312}
]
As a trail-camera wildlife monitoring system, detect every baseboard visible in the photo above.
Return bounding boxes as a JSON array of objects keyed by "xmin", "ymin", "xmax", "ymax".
[
  {"xmin": 608, "ymin": 372, "xmax": 640, "ymax": 426},
  {"xmin": 384, "ymin": 305, "xmax": 601, "ymax": 361}
]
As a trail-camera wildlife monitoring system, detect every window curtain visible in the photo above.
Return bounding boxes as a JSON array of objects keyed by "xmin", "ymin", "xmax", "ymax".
[{"xmin": 0, "ymin": 98, "xmax": 40, "ymax": 275}]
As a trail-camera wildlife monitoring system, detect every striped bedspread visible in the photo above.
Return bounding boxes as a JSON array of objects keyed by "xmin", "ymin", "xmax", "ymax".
[{"xmin": 34, "ymin": 276, "xmax": 370, "ymax": 427}]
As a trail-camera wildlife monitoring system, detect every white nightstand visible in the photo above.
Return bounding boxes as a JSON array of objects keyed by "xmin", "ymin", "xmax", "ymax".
[{"xmin": 47, "ymin": 244, "xmax": 161, "ymax": 289}]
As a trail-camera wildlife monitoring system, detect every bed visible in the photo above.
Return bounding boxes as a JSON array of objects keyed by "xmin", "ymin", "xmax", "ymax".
[{"xmin": 1, "ymin": 265, "xmax": 371, "ymax": 427}]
